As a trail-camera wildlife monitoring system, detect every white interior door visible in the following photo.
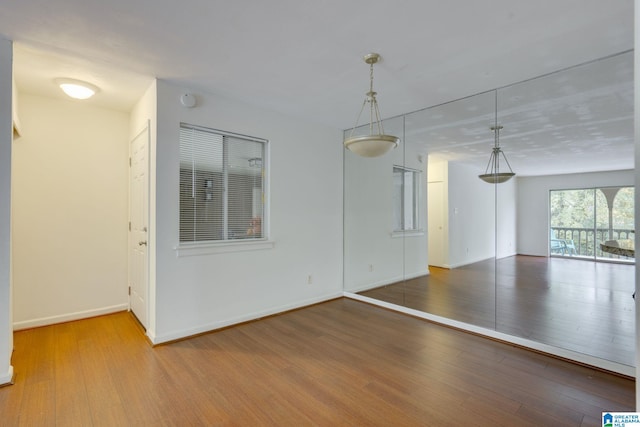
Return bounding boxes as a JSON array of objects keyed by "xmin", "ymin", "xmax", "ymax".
[
  {"xmin": 129, "ymin": 123, "xmax": 149, "ymax": 328},
  {"xmin": 428, "ymin": 181, "xmax": 446, "ymax": 267}
]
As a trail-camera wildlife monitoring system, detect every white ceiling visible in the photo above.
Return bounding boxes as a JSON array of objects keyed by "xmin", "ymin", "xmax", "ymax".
[{"xmin": 1, "ymin": 0, "xmax": 634, "ymax": 176}]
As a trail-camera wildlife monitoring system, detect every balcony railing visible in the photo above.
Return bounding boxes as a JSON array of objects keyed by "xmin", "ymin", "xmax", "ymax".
[{"xmin": 551, "ymin": 227, "xmax": 635, "ymax": 260}]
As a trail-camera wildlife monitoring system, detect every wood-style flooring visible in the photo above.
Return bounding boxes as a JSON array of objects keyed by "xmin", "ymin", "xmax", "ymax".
[
  {"xmin": 0, "ymin": 298, "xmax": 634, "ymax": 426},
  {"xmin": 360, "ymin": 255, "xmax": 636, "ymax": 366}
]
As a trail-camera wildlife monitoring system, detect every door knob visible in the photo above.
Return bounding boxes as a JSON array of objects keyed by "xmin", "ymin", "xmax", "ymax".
[{"xmin": 138, "ymin": 241, "xmax": 147, "ymax": 246}]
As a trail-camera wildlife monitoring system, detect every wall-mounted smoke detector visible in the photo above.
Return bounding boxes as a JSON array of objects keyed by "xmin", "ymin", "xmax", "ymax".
[{"xmin": 180, "ymin": 93, "xmax": 197, "ymax": 108}]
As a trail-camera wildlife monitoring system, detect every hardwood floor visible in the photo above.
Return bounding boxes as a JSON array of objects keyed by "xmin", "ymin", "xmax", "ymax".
[
  {"xmin": 0, "ymin": 298, "xmax": 634, "ymax": 426},
  {"xmin": 361, "ymin": 256, "xmax": 635, "ymax": 366}
]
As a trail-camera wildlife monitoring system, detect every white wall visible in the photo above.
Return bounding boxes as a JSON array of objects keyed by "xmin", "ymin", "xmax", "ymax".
[
  {"xmin": 0, "ymin": 38, "xmax": 13, "ymax": 385},
  {"xmin": 11, "ymin": 93, "xmax": 130, "ymax": 329},
  {"xmin": 151, "ymin": 80, "xmax": 343, "ymax": 343},
  {"xmin": 447, "ymin": 162, "xmax": 496, "ymax": 268},
  {"xmin": 403, "ymin": 145, "xmax": 429, "ymax": 279},
  {"xmin": 517, "ymin": 170, "xmax": 634, "ymax": 256},
  {"xmin": 344, "ymin": 149, "xmax": 403, "ymax": 291}
]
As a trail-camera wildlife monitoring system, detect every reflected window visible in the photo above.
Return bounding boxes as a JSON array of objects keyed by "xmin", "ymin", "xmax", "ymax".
[
  {"xmin": 549, "ymin": 186, "xmax": 634, "ymax": 261},
  {"xmin": 393, "ymin": 166, "xmax": 420, "ymax": 232},
  {"xmin": 179, "ymin": 123, "xmax": 267, "ymax": 242}
]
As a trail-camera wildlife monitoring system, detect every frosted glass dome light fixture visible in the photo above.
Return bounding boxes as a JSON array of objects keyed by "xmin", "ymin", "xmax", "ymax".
[
  {"xmin": 55, "ymin": 78, "xmax": 99, "ymax": 100},
  {"xmin": 478, "ymin": 125, "xmax": 516, "ymax": 184},
  {"xmin": 344, "ymin": 53, "xmax": 399, "ymax": 158}
]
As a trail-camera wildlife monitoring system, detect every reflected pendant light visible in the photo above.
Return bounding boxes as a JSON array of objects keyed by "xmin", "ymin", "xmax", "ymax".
[
  {"xmin": 344, "ymin": 53, "xmax": 399, "ymax": 157},
  {"xmin": 478, "ymin": 124, "xmax": 516, "ymax": 183}
]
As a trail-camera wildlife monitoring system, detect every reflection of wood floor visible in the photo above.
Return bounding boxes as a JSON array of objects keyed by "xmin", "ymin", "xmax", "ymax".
[{"xmin": 360, "ymin": 255, "xmax": 635, "ymax": 366}]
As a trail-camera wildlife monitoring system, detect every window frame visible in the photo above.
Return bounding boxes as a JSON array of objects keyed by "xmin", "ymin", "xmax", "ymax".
[
  {"xmin": 176, "ymin": 123, "xmax": 272, "ymax": 255},
  {"xmin": 392, "ymin": 165, "xmax": 421, "ymax": 233}
]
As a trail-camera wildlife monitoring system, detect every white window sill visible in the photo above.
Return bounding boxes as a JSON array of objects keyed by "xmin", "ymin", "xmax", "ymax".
[
  {"xmin": 391, "ymin": 229, "xmax": 425, "ymax": 238},
  {"xmin": 174, "ymin": 239, "xmax": 275, "ymax": 257}
]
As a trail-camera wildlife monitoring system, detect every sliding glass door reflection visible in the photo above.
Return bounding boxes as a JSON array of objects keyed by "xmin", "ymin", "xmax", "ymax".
[{"xmin": 550, "ymin": 187, "xmax": 634, "ymax": 262}]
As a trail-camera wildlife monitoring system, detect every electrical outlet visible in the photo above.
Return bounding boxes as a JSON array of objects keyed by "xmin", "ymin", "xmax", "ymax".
[
  {"xmin": 369, "ymin": 264, "xmax": 374, "ymax": 272},
  {"xmin": 307, "ymin": 275, "xmax": 312, "ymax": 284}
]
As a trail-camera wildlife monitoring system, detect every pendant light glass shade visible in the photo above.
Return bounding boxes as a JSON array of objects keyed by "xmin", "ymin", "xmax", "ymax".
[
  {"xmin": 344, "ymin": 53, "xmax": 399, "ymax": 157},
  {"xmin": 478, "ymin": 125, "xmax": 515, "ymax": 183}
]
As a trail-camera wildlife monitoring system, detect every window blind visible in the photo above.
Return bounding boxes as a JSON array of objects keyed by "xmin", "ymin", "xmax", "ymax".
[{"xmin": 179, "ymin": 124, "xmax": 266, "ymax": 243}]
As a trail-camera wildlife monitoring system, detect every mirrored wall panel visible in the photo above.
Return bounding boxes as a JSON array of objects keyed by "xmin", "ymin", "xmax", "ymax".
[
  {"xmin": 344, "ymin": 51, "xmax": 634, "ymax": 368},
  {"xmin": 344, "ymin": 116, "xmax": 408, "ymax": 299},
  {"xmin": 494, "ymin": 52, "xmax": 634, "ymax": 365}
]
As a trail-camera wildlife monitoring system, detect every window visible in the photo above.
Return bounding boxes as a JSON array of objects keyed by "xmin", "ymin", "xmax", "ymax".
[
  {"xmin": 549, "ymin": 186, "xmax": 634, "ymax": 261},
  {"xmin": 179, "ymin": 123, "xmax": 267, "ymax": 243},
  {"xmin": 393, "ymin": 165, "xmax": 420, "ymax": 232}
]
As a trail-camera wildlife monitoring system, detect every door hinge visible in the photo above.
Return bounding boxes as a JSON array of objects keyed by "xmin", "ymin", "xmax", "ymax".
[
  {"xmin": 129, "ymin": 157, "xmax": 132, "ymax": 167},
  {"xmin": 128, "ymin": 221, "xmax": 131, "ymax": 231},
  {"xmin": 128, "ymin": 286, "xmax": 131, "ymax": 296}
]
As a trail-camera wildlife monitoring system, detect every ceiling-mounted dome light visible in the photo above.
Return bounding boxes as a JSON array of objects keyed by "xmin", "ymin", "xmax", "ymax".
[
  {"xmin": 344, "ymin": 53, "xmax": 399, "ymax": 157},
  {"xmin": 55, "ymin": 78, "xmax": 100, "ymax": 100}
]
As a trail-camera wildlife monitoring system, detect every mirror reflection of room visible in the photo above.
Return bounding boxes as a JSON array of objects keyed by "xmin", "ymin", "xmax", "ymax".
[{"xmin": 345, "ymin": 50, "xmax": 634, "ymax": 369}]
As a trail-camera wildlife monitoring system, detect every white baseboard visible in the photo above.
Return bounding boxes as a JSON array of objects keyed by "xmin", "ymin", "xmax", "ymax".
[
  {"xmin": 405, "ymin": 269, "xmax": 430, "ymax": 280},
  {"xmin": 0, "ymin": 365, "xmax": 13, "ymax": 386},
  {"xmin": 13, "ymin": 303, "xmax": 129, "ymax": 330},
  {"xmin": 446, "ymin": 255, "xmax": 495, "ymax": 269},
  {"xmin": 150, "ymin": 292, "xmax": 344, "ymax": 345},
  {"xmin": 344, "ymin": 292, "xmax": 635, "ymax": 378},
  {"xmin": 345, "ymin": 269, "xmax": 430, "ymax": 294},
  {"xmin": 497, "ymin": 252, "xmax": 518, "ymax": 260}
]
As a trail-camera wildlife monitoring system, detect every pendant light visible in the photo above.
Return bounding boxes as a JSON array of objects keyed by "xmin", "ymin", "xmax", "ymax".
[
  {"xmin": 344, "ymin": 53, "xmax": 399, "ymax": 157},
  {"xmin": 479, "ymin": 91, "xmax": 515, "ymax": 183},
  {"xmin": 478, "ymin": 125, "xmax": 515, "ymax": 183}
]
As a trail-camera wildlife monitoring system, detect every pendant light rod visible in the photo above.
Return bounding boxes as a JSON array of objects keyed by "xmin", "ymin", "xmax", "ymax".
[
  {"xmin": 344, "ymin": 53, "xmax": 399, "ymax": 158},
  {"xmin": 478, "ymin": 94, "xmax": 516, "ymax": 184},
  {"xmin": 491, "ymin": 125, "xmax": 514, "ymax": 173},
  {"xmin": 366, "ymin": 53, "xmax": 384, "ymax": 136},
  {"xmin": 347, "ymin": 54, "xmax": 386, "ymax": 139}
]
